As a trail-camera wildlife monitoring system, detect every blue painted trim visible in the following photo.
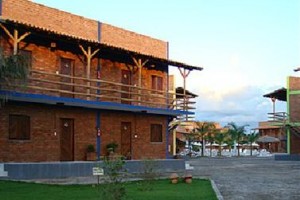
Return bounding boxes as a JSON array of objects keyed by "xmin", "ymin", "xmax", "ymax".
[
  {"xmin": 166, "ymin": 41, "xmax": 169, "ymax": 59},
  {"xmin": 0, "ymin": 90, "xmax": 192, "ymax": 116},
  {"xmin": 166, "ymin": 67, "xmax": 169, "ymax": 109},
  {"xmin": 0, "ymin": 0, "xmax": 2, "ymax": 16},
  {"xmin": 166, "ymin": 42, "xmax": 170, "ymax": 109},
  {"xmin": 165, "ymin": 118, "xmax": 169, "ymax": 159},
  {"xmin": 97, "ymin": 58, "xmax": 101, "ymax": 96},
  {"xmin": 97, "ymin": 21, "xmax": 101, "ymax": 42},
  {"xmin": 96, "ymin": 111, "xmax": 101, "ymax": 159},
  {"xmin": 96, "ymin": 58, "xmax": 101, "ymax": 159}
]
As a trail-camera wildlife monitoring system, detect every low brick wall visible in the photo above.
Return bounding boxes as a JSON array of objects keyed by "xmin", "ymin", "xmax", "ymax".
[
  {"xmin": 275, "ymin": 154, "xmax": 300, "ymax": 161},
  {"xmin": 1, "ymin": 159, "xmax": 185, "ymax": 180}
]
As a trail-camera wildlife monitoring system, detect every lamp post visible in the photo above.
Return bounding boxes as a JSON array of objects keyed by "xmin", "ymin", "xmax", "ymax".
[{"xmin": 271, "ymin": 97, "xmax": 276, "ymax": 114}]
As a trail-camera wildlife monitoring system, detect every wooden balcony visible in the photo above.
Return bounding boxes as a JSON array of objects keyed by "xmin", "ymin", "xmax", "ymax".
[
  {"xmin": 4, "ymin": 70, "xmax": 195, "ymax": 111},
  {"xmin": 268, "ymin": 112, "xmax": 288, "ymax": 124}
]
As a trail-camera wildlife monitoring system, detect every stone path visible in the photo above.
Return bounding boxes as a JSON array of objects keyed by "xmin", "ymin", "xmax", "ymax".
[{"xmin": 188, "ymin": 156, "xmax": 300, "ymax": 200}]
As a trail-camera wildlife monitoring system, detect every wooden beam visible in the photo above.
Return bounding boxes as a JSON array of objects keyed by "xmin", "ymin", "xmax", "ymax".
[
  {"xmin": 132, "ymin": 57, "xmax": 148, "ymax": 105},
  {"xmin": 79, "ymin": 45, "xmax": 99, "ymax": 100},
  {"xmin": 0, "ymin": 24, "xmax": 30, "ymax": 55},
  {"xmin": 0, "ymin": 24, "xmax": 14, "ymax": 40},
  {"xmin": 173, "ymin": 128, "xmax": 176, "ymax": 156},
  {"xmin": 178, "ymin": 68, "xmax": 192, "ymax": 121}
]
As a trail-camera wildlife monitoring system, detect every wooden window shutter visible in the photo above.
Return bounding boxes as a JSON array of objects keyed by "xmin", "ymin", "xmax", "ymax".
[
  {"xmin": 151, "ymin": 124, "xmax": 162, "ymax": 142},
  {"xmin": 9, "ymin": 115, "xmax": 30, "ymax": 140},
  {"xmin": 157, "ymin": 76, "xmax": 163, "ymax": 91}
]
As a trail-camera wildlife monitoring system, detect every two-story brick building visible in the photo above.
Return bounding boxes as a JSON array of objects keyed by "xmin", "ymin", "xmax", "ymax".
[{"xmin": 0, "ymin": 0, "xmax": 202, "ymax": 162}]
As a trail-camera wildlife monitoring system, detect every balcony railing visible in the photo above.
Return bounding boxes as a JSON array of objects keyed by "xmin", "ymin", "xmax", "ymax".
[
  {"xmin": 268, "ymin": 112, "xmax": 288, "ymax": 124},
  {"xmin": 4, "ymin": 70, "xmax": 195, "ymax": 110}
]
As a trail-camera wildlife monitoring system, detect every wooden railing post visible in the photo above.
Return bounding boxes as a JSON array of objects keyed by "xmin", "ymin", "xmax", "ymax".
[
  {"xmin": 178, "ymin": 68, "xmax": 191, "ymax": 121},
  {"xmin": 132, "ymin": 57, "xmax": 148, "ymax": 105}
]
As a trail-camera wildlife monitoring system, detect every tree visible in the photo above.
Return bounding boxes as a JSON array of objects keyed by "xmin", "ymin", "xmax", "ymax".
[
  {"xmin": 186, "ymin": 130, "xmax": 196, "ymax": 157},
  {"xmin": 225, "ymin": 133, "xmax": 235, "ymax": 153},
  {"xmin": 214, "ymin": 131, "xmax": 226, "ymax": 156},
  {"xmin": 227, "ymin": 122, "xmax": 248, "ymax": 157},
  {"xmin": 246, "ymin": 130, "xmax": 259, "ymax": 156},
  {"xmin": 205, "ymin": 131, "xmax": 215, "ymax": 157},
  {"xmin": 194, "ymin": 121, "xmax": 216, "ymax": 157},
  {"xmin": 0, "ymin": 48, "xmax": 29, "ymax": 107}
]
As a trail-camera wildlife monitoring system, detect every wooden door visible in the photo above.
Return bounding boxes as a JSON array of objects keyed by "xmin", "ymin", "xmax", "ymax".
[
  {"xmin": 121, "ymin": 122, "xmax": 132, "ymax": 160},
  {"xmin": 60, "ymin": 118, "xmax": 74, "ymax": 161},
  {"xmin": 60, "ymin": 57, "xmax": 74, "ymax": 98},
  {"xmin": 121, "ymin": 70, "xmax": 131, "ymax": 104}
]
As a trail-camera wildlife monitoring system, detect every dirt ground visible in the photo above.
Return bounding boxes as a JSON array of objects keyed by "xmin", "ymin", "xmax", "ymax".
[{"xmin": 188, "ymin": 156, "xmax": 300, "ymax": 200}]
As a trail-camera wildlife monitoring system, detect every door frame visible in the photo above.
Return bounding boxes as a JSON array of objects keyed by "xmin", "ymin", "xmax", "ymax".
[{"xmin": 121, "ymin": 122, "xmax": 132, "ymax": 160}]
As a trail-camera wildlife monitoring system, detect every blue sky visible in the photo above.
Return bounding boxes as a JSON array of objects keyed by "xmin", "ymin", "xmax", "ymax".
[{"xmin": 33, "ymin": 0, "xmax": 300, "ymax": 128}]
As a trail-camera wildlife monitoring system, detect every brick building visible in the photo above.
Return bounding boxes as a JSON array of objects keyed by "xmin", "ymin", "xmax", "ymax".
[
  {"xmin": 263, "ymin": 78, "xmax": 300, "ymax": 156},
  {"xmin": 0, "ymin": 0, "xmax": 202, "ymax": 162},
  {"xmin": 257, "ymin": 121, "xmax": 286, "ymax": 153}
]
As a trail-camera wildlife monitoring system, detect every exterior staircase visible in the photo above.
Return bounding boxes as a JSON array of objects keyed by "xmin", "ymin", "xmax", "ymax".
[{"xmin": 268, "ymin": 112, "xmax": 300, "ymax": 138}]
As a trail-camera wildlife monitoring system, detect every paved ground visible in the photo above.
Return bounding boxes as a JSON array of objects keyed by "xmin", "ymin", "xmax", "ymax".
[{"xmin": 188, "ymin": 156, "xmax": 300, "ymax": 200}]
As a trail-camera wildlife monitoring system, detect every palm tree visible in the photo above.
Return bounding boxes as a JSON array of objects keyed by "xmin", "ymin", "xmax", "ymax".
[
  {"xmin": 205, "ymin": 131, "xmax": 215, "ymax": 157},
  {"xmin": 186, "ymin": 129, "xmax": 196, "ymax": 157},
  {"xmin": 246, "ymin": 130, "xmax": 259, "ymax": 156},
  {"xmin": 214, "ymin": 131, "xmax": 226, "ymax": 156},
  {"xmin": 227, "ymin": 122, "xmax": 248, "ymax": 156},
  {"xmin": 194, "ymin": 121, "xmax": 216, "ymax": 157},
  {"xmin": 225, "ymin": 134, "xmax": 235, "ymax": 153},
  {"xmin": 0, "ymin": 48, "xmax": 29, "ymax": 107}
]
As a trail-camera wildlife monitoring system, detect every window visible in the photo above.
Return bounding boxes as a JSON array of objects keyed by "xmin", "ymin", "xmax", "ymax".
[
  {"xmin": 19, "ymin": 50, "xmax": 32, "ymax": 69},
  {"xmin": 9, "ymin": 115, "xmax": 30, "ymax": 140},
  {"xmin": 151, "ymin": 124, "xmax": 162, "ymax": 143},
  {"xmin": 151, "ymin": 75, "xmax": 163, "ymax": 91}
]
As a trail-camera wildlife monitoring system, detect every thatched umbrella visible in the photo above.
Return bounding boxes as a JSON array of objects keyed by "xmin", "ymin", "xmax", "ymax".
[{"xmin": 257, "ymin": 136, "xmax": 280, "ymax": 143}]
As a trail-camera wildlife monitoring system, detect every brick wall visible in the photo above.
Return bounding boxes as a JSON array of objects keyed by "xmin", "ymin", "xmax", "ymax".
[
  {"xmin": 100, "ymin": 23, "xmax": 167, "ymax": 58},
  {"xmin": 2, "ymin": 0, "xmax": 98, "ymax": 41},
  {"xmin": 1, "ymin": 0, "xmax": 167, "ymax": 58},
  {"xmin": 288, "ymin": 76, "xmax": 300, "ymax": 154},
  {"xmin": 0, "ymin": 103, "xmax": 168, "ymax": 162},
  {"xmin": 289, "ymin": 77, "xmax": 300, "ymax": 123},
  {"xmin": 0, "ymin": 102, "xmax": 97, "ymax": 162},
  {"xmin": 100, "ymin": 111, "xmax": 168, "ymax": 160}
]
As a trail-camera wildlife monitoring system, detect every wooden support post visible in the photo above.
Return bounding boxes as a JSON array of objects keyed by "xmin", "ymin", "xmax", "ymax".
[
  {"xmin": 178, "ymin": 68, "xmax": 191, "ymax": 121},
  {"xmin": 0, "ymin": 24, "xmax": 30, "ymax": 55},
  {"xmin": 173, "ymin": 128, "xmax": 177, "ymax": 156},
  {"xmin": 79, "ymin": 45, "xmax": 99, "ymax": 100},
  {"xmin": 132, "ymin": 57, "xmax": 148, "ymax": 105},
  {"xmin": 13, "ymin": 30, "xmax": 18, "ymax": 55}
]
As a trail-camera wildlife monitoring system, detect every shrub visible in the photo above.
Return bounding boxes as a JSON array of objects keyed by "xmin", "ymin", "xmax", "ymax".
[
  {"xmin": 100, "ymin": 157, "xmax": 127, "ymax": 200},
  {"xmin": 86, "ymin": 144, "xmax": 95, "ymax": 153}
]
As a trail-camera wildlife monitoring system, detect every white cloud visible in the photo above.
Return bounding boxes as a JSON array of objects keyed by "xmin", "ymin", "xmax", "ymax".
[{"xmin": 169, "ymin": 52, "xmax": 288, "ymax": 128}]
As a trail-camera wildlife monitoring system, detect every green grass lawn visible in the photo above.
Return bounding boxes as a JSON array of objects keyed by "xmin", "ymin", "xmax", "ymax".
[{"xmin": 0, "ymin": 179, "xmax": 217, "ymax": 200}]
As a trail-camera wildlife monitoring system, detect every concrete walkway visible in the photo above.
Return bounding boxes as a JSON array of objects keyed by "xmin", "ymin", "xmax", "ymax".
[{"xmin": 188, "ymin": 156, "xmax": 300, "ymax": 200}]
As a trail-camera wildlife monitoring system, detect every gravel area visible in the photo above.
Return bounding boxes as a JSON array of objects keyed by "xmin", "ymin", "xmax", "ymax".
[{"xmin": 188, "ymin": 156, "xmax": 300, "ymax": 200}]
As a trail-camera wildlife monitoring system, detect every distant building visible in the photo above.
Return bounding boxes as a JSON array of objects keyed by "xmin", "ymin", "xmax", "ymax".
[
  {"xmin": 173, "ymin": 121, "xmax": 222, "ymax": 154},
  {"xmin": 257, "ymin": 121, "xmax": 286, "ymax": 153},
  {"xmin": 263, "ymin": 77, "xmax": 300, "ymax": 156}
]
